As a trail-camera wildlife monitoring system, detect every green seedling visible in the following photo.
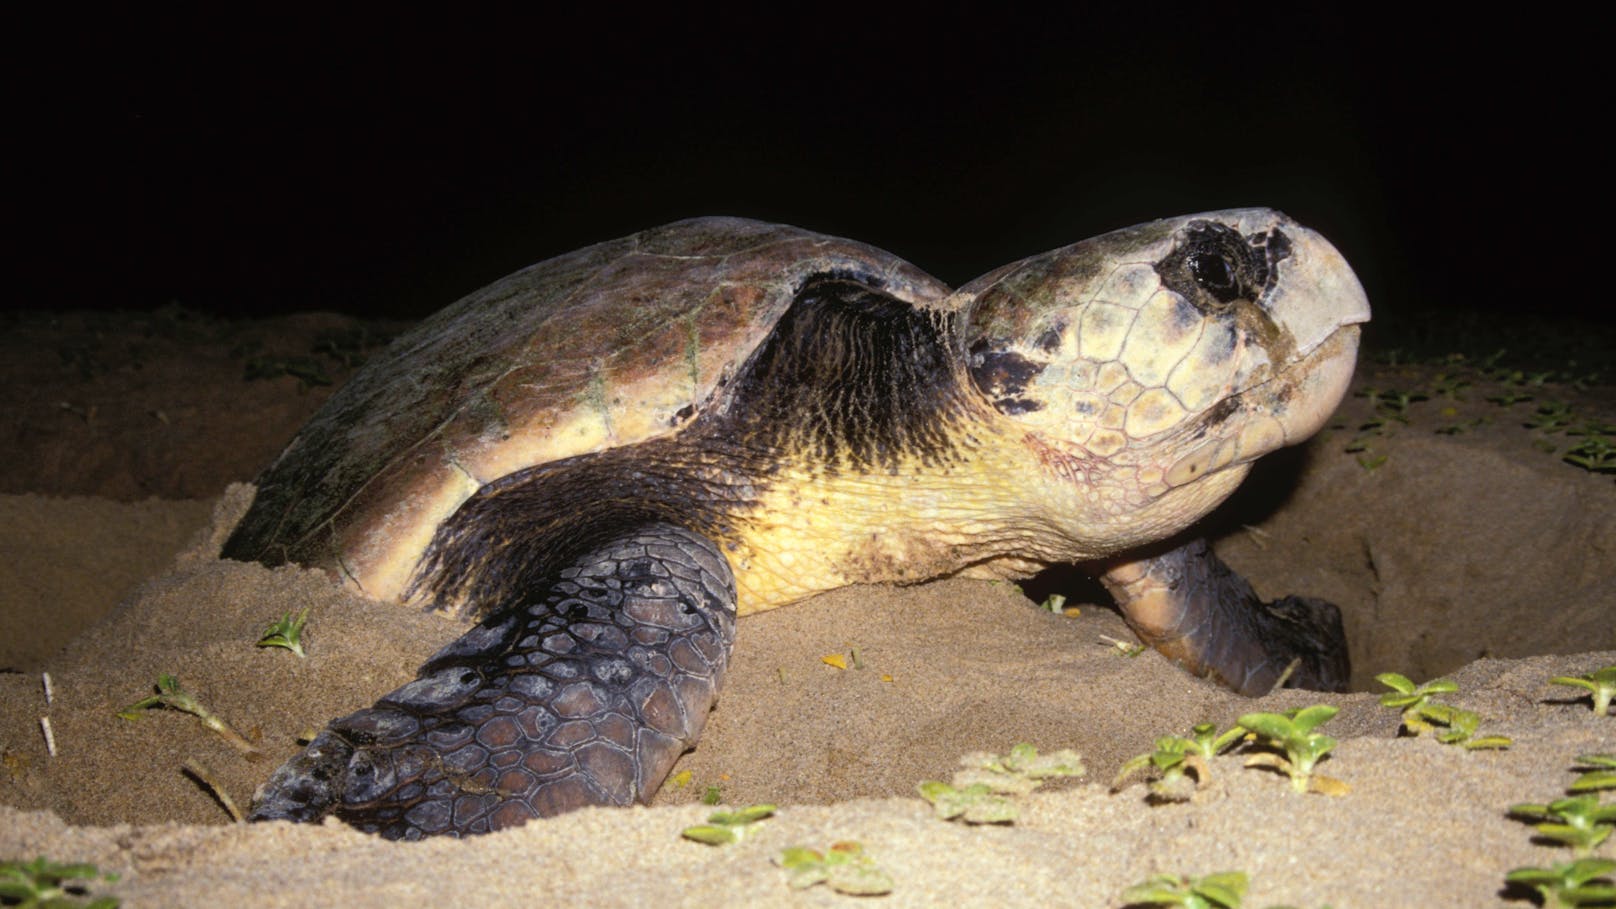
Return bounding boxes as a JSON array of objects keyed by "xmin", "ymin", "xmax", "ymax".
[
  {"xmin": 1237, "ymin": 706, "xmax": 1347, "ymax": 795},
  {"xmin": 1356, "ymin": 387, "xmax": 1427, "ymax": 424},
  {"xmin": 1415, "ymin": 703, "xmax": 1513, "ymax": 750},
  {"xmin": 1376, "ymin": 672, "xmax": 1458, "ymax": 735},
  {"xmin": 256, "ymin": 607, "xmax": 310, "ymax": 657},
  {"xmin": 917, "ymin": 780, "xmax": 1018, "ymax": 824},
  {"xmin": 0, "ymin": 857, "xmax": 119, "ymax": 908},
  {"xmin": 1039, "ymin": 593, "xmax": 1068, "ymax": 614},
  {"xmin": 953, "ymin": 743, "xmax": 1086, "ymax": 794},
  {"xmin": 775, "ymin": 841, "xmax": 894, "ymax": 896},
  {"xmin": 700, "ymin": 785, "xmax": 723, "ymax": 805},
  {"xmin": 1570, "ymin": 755, "xmax": 1616, "ymax": 795},
  {"xmin": 1563, "ymin": 438, "xmax": 1616, "ymax": 474},
  {"xmin": 1374, "ymin": 673, "xmax": 1511, "ymax": 749},
  {"xmin": 680, "ymin": 803, "xmax": 776, "ymax": 845},
  {"xmin": 919, "ymin": 743, "xmax": 1085, "ymax": 823},
  {"xmin": 1510, "ymin": 795, "xmax": 1616, "ymax": 857},
  {"xmin": 1114, "ymin": 722, "xmax": 1245, "ymax": 801},
  {"xmin": 117, "ymin": 674, "xmax": 260, "ymax": 758},
  {"xmin": 1527, "ymin": 402, "xmax": 1577, "ymax": 432},
  {"xmin": 1487, "ymin": 391, "xmax": 1535, "ymax": 407},
  {"xmin": 1429, "ymin": 372, "xmax": 1471, "ymax": 399},
  {"xmin": 1354, "ymin": 451, "xmax": 1388, "ymax": 471},
  {"xmin": 1120, "ymin": 871, "xmax": 1249, "ymax": 908},
  {"xmin": 1551, "ymin": 666, "xmax": 1616, "ymax": 716},
  {"xmin": 1506, "ymin": 858, "xmax": 1616, "ymax": 909},
  {"xmin": 1569, "ymin": 420, "xmax": 1616, "ymax": 438},
  {"xmin": 1099, "ymin": 635, "xmax": 1147, "ymax": 657}
]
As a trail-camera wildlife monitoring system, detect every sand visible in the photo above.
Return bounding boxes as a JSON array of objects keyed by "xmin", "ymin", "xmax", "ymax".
[{"xmin": 1, "ymin": 309, "xmax": 1612, "ymax": 908}]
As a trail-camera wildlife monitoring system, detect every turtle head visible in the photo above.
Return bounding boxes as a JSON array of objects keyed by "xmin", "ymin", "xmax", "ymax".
[{"xmin": 955, "ymin": 208, "xmax": 1369, "ymax": 552}]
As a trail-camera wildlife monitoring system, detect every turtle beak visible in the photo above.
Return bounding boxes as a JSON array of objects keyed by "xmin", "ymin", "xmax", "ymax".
[
  {"xmin": 1266, "ymin": 223, "xmax": 1372, "ymax": 357},
  {"xmin": 1264, "ymin": 223, "xmax": 1370, "ymax": 445}
]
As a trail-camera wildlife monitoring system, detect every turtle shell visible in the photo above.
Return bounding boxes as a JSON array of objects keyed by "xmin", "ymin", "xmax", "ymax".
[{"xmin": 223, "ymin": 217, "xmax": 951, "ymax": 603}]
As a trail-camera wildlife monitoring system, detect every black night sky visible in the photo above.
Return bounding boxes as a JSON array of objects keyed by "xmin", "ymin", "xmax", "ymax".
[{"xmin": 13, "ymin": 9, "xmax": 1606, "ymax": 329}]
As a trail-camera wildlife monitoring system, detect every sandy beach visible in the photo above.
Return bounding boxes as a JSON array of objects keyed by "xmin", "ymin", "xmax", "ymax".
[{"xmin": 2, "ymin": 308, "xmax": 1612, "ymax": 907}]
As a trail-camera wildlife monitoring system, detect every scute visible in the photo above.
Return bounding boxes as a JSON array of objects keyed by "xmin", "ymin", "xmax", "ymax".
[{"xmin": 223, "ymin": 217, "xmax": 951, "ymax": 602}]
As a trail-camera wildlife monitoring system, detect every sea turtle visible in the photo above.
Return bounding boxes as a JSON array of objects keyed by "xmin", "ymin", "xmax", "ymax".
[{"xmin": 228, "ymin": 210, "xmax": 1369, "ymax": 839}]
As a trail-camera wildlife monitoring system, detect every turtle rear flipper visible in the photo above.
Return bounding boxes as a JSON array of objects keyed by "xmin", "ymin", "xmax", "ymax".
[
  {"xmin": 1102, "ymin": 538, "xmax": 1350, "ymax": 696},
  {"xmin": 250, "ymin": 523, "xmax": 737, "ymax": 839}
]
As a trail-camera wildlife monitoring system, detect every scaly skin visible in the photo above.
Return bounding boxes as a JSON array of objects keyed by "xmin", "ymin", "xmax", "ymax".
[
  {"xmin": 241, "ymin": 211, "xmax": 1368, "ymax": 838},
  {"xmin": 1101, "ymin": 538, "xmax": 1350, "ymax": 695},
  {"xmin": 250, "ymin": 524, "xmax": 735, "ymax": 839}
]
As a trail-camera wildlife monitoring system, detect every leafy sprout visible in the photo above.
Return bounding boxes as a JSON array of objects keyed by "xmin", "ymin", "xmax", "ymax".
[
  {"xmin": 1509, "ymin": 795, "xmax": 1616, "ymax": 857},
  {"xmin": 1570, "ymin": 755, "xmax": 1616, "ymax": 795},
  {"xmin": 1375, "ymin": 673, "xmax": 1511, "ymax": 749},
  {"xmin": 117, "ymin": 674, "xmax": 260, "ymax": 758},
  {"xmin": 680, "ymin": 803, "xmax": 775, "ymax": 846},
  {"xmin": 1564, "ymin": 437, "xmax": 1616, "ymax": 474},
  {"xmin": 0, "ymin": 857, "xmax": 119, "ymax": 909},
  {"xmin": 1114, "ymin": 722, "xmax": 1245, "ymax": 802},
  {"xmin": 1551, "ymin": 666, "xmax": 1616, "ymax": 715},
  {"xmin": 1237, "ymin": 706, "xmax": 1348, "ymax": 795},
  {"xmin": 1505, "ymin": 858, "xmax": 1616, "ymax": 909},
  {"xmin": 1376, "ymin": 672, "xmax": 1459, "ymax": 735},
  {"xmin": 1120, "ymin": 871, "xmax": 1249, "ymax": 909},
  {"xmin": 775, "ymin": 841, "xmax": 894, "ymax": 896},
  {"xmin": 256, "ymin": 607, "xmax": 309, "ymax": 657},
  {"xmin": 918, "ymin": 743, "xmax": 1085, "ymax": 824}
]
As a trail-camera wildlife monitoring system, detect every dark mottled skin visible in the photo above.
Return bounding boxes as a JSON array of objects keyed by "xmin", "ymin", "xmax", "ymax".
[
  {"xmin": 250, "ymin": 524, "xmax": 735, "ymax": 839},
  {"xmin": 1101, "ymin": 538, "xmax": 1349, "ymax": 696}
]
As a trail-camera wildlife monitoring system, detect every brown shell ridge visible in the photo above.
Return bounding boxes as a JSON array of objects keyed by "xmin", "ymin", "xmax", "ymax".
[
  {"xmin": 221, "ymin": 218, "xmax": 951, "ymax": 595},
  {"xmin": 409, "ymin": 276, "xmax": 976, "ymax": 618}
]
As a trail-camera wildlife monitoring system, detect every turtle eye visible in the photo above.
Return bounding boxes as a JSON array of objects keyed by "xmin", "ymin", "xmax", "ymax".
[
  {"xmin": 1155, "ymin": 221, "xmax": 1266, "ymax": 312},
  {"xmin": 1189, "ymin": 251, "xmax": 1239, "ymax": 301}
]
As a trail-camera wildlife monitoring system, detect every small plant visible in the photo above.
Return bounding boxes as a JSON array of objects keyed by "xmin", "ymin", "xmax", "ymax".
[
  {"xmin": 1120, "ymin": 871, "xmax": 1249, "ymax": 908},
  {"xmin": 919, "ymin": 743, "xmax": 1085, "ymax": 823},
  {"xmin": 953, "ymin": 742, "xmax": 1086, "ymax": 793},
  {"xmin": 0, "ymin": 857, "xmax": 119, "ymax": 908},
  {"xmin": 1527, "ymin": 402, "xmax": 1577, "ymax": 432},
  {"xmin": 1430, "ymin": 372, "xmax": 1471, "ymax": 399},
  {"xmin": 1564, "ymin": 437, "xmax": 1616, "ymax": 474},
  {"xmin": 1099, "ymin": 635, "xmax": 1147, "ymax": 657},
  {"xmin": 117, "ymin": 674, "xmax": 260, "ymax": 757},
  {"xmin": 1551, "ymin": 666, "xmax": 1616, "ymax": 716},
  {"xmin": 1416, "ymin": 704, "xmax": 1513, "ymax": 750},
  {"xmin": 775, "ymin": 841, "xmax": 894, "ymax": 896},
  {"xmin": 1377, "ymin": 672, "xmax": 1459, "ymax": 735},
  {"xmin": 1237, "ymin": 706, "xmax": 1348, "ymax": 795},
  {"xmin": 1505, "ymin": 858, "xmax": 1616, "ymax": 909},
  {"xmin": 680, "ymin": 803, "xmax": 776, "ymax": 845},
  {"xmin": 1570, "ymin": 755, "xmax": 1616, "ymax": 795},
  {"xmin": 1114, "ymin": 722, "xmax": 1245, "ymax": 801},
  {"xmin": 918, "ymin": 781, "xmax": 1018, "ymax": 824},
  {"xmin": 256, "ymin": 607, "xmax": 310, "ymax": 657},
  {"xmin": 1375, "ymin": 388, "xmax": 1428, "ymax": 422},
  {"xmin": 1375, "ymin": 673, "xmax": 1510, "ymax": 749},
  {"xmin": 1509, "ymin": 795, "xmax": 1616, "ymax": 857}
]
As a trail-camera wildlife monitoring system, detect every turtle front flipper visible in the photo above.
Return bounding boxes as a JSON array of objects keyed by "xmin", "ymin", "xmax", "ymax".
[
  {"xmin": 250, "ymin": 523, "xmax": 737, "ymax": 839},
  {"xmin": 1101, "ymin": 538, "xmax": 1349, "ymax": 696}
]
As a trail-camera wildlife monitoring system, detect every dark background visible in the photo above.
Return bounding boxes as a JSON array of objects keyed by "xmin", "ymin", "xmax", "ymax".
[{"xmin": 12, "ymin": 8, "xmax": 1603, "ymax": 327}]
